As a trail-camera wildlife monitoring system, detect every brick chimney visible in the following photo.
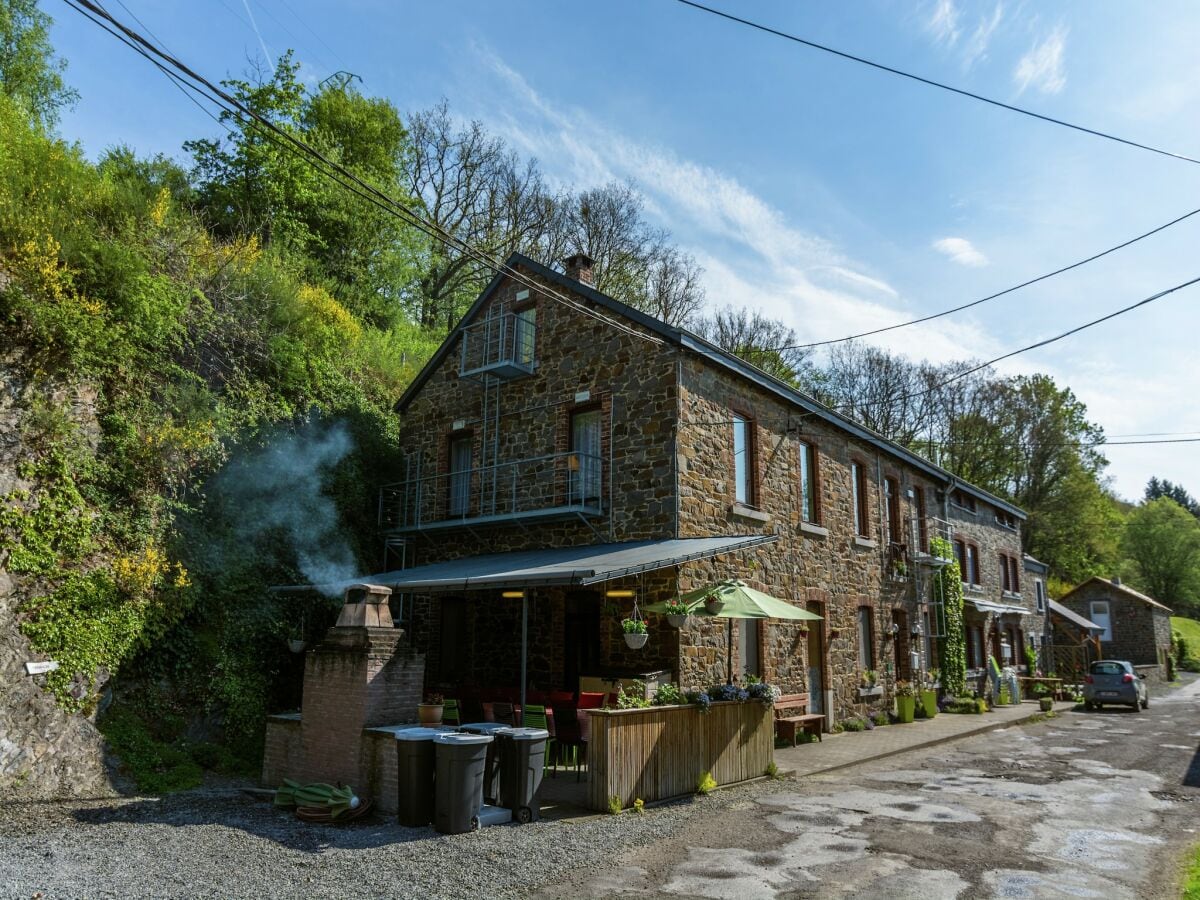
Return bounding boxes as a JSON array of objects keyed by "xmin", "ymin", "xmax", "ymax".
[
  {"xmin": 564, "ymin": 252, "xmax": 595, "ymax": 286},
  {"xmin": 296, "ymin": 583, "xmax": 425, "ymax": 787},
  {"xmin": 1112, "ymin": 576, "xmax": 1122, "ymax": 587}
]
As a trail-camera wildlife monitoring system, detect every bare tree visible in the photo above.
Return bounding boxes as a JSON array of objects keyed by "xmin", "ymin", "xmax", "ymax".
[
  {"xmin": 691, "ymin": 306, "xmax": 813, "ymax": 386},
  {"xmin": 406, "ymin": 101, "xmax": 560, "ymax": 331}
]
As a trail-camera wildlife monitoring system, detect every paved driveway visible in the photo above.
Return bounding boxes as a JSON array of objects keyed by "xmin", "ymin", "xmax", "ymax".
[{"xmin": 547, "ymin": 678, "xmax": 1200, "ymax": 899}]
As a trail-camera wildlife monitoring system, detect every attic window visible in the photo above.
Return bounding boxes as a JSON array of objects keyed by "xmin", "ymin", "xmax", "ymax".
[{"xmin": 951, "ymin": 490, "xmax": 977, "ymax": 513}]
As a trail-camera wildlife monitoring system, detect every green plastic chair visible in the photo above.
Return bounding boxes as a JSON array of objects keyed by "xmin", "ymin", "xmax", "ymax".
[
  {"xmin": 442, "ymin": 698, "xmax": 461, "ymax": 726},
  {"xmin": 519, "ymin": 704, "xmax": 555, "ymax": 774}
]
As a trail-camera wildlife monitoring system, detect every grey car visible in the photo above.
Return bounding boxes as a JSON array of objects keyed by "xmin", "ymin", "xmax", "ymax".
[{"xmin": 1083, "ymin": 659, "xmax": 1149, "ymax": 711}]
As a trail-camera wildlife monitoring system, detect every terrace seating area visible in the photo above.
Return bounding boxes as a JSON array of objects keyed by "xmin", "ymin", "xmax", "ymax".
[{"xmin": 438, "ymin": 688, "xmax": 612, "ymax": 779}]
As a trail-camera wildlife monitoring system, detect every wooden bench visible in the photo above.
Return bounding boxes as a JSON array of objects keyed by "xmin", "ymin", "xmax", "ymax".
[{"xmin": 774, "ymin": 693, "xmax": 824, "ymax": 745}]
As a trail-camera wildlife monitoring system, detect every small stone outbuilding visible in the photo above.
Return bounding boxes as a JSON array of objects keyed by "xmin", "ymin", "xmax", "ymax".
[{"xmin": 1057, "ymin": 577, "xmax": 1172, "ymax": 678}]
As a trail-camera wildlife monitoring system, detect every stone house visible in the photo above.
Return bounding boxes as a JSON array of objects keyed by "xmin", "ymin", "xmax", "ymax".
[
  {"xmin": 1057, "ymin": 577, "xmax": 1172, "ymax": 678},
  {"xmin": 370, "ymin": 252, "xmax": 1038, "ymax": 725}
]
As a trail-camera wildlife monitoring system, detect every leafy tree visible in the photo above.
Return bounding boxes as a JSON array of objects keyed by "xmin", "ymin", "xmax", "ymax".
[
  {"xmin": 0, "ymin": 0, "xmax": 77, "ymax": 128},
  {"xmin": 186, "ymin": 53, "xmax": 419, "ymax": 326},
  {"xmin": 1121, "ymin": 497, "xmax": 1200, "ymax": 613},
  {"xmin": 1146, "ymin": 477, "xmax": 1200, "ymax": 519}
]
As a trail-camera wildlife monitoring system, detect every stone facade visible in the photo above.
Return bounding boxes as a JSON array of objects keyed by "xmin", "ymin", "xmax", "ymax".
[
  {"xmin": 384, "ymin": 253, "xmax": 1034, "ymax": 726},
  {"xmin": 1059, "ymin": 578, "xmax": 1172, "ymax": 674},
  {"xmin": 0, "ymin": 351, "xmax": 113, "ymax": 800}
]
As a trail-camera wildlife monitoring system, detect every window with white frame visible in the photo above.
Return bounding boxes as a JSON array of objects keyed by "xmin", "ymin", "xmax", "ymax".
[
  {"xmin": 1035, "ymin": 579, "xmax": 1046, "ymax": 613},
  {"xmin": 857, "ymin": 606, "xmax": 874, "ymax": 670}
]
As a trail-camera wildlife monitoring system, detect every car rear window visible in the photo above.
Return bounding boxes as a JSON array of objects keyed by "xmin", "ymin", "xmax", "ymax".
[{"xmin": 1090, "ymin": 662, "xmax": 1125, "ymax": 675}]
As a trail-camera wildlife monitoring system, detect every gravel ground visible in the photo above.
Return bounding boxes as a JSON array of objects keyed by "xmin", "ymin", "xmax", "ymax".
[{"xmin": 0, "ymin": 777, "xmax": 797, "ymax": 899}]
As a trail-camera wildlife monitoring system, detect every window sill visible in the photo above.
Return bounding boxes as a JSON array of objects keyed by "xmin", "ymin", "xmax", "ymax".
[
  {"xmin": 857, "ymin": 685, "xmax": 883, "ymax": 699},
  {"xmin": 799, "ymin": 521, "xmax": 829, "ymax": 538},
  {"xmin": 853, "ymin": 536, "xmax": 877, "ymax": 549},
  {"xmin": 1003, "ymin": 591, "xmax": 1023, "ymax": 601},
  {"xmin": 950, "ymin": 503, "xmax": 978, "ymax": 516},
  {"xmin": 730, "ymin": 503, "xmax": 771, "ymax": 524},
  {"xmin": 963, "ymin": 583, "xmax": 985, "ymax": 595}
]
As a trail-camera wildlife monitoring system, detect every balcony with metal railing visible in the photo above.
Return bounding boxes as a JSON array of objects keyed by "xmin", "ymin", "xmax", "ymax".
[
  {"xmin": 459, "ymin": 311, "xmax": 537, "ymax": 380},
  {"xmin": 911, "ymin": 516, "xmax": 955, "ymax": 568},
  {"xmin": 379, "ymin": 451, "xmax": 604, "ymax": 533}
]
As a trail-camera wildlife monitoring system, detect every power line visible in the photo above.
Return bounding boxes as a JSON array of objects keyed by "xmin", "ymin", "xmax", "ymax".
[
  {"xmin": 835, "ymin": 274, "xmax": 1200, "ymax": 414},
  {"xmin": 766, "ymin": 204, "xmax": 1200, "ymax": 351},
  {"xmin": 675, "ymin": 0, "xmax": 1200, "ymax": 168},
  {"xmin": 1089, "ymin": 438, "xmax": 1200, "ymax": 447},
  {"xmin": 64, "ymin": 0, "xmax": 662, "ymax": 347}
]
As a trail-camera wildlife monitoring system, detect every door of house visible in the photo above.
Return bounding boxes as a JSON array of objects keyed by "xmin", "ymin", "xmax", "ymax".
[
  {"xmin": 1090, "ymin": 601, "xmax": 1112, "ymax": 642},
  {"xmin": 563, "ymin": 592, "xmax": 600, "ymax": 691},
  {"xmin": 892, "ymin": 609, "xmax": 910, "ymax": 680},
  {"xmin": 448, "ymin": 435, "xmax": 472, "ymax": 517},
  {"xmin": 806, "ymin": 601, "xmax": 824, "ymax": 714},
  {"xmin": 738, "ymin": 618, "xmax": 760, "ymax": 679},
  {"xmin": 569, "ymin": 408, "xmax": 602, "ymax": 505}
]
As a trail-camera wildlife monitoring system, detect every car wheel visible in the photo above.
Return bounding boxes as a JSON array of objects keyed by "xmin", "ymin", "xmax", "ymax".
[
  {"xmin": 1083, "ymin": 701, "xmax": 1095, "ymax": 711},
  {"xmin": 1131, "ymin": 701, "xmax": 1142, "ymax": 712},
  {"xmin": 1142, "ymin": 694, "xmax": 1149, "ymax": 709}
]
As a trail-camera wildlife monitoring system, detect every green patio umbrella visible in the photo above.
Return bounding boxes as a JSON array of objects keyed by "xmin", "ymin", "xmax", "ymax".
[{"xmin": 645, "ymin": 580, "xmax": 822, "ymax": 682}]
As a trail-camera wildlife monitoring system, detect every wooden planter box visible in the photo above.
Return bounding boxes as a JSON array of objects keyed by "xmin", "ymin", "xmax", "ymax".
[{"xmin": 586, "ymin": 701, "xmax": 773, "ymax": 812}]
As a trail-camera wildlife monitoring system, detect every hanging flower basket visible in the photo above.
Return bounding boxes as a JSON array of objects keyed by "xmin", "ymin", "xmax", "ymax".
[
  {"xmin": 288, "ymin": 639, "xmax": 307, "ymax": 654},
  {"xmin": 624, "ymin": 632, "xmax": 649, "ymax": 649},
  {"xmin": 667, "ymin": 614, "xmax": 688, "ymax": 629},
  {"xmin": 705, "ymin": 599, "xmax": 725, "ymax": 615},
  {"xmin": 622, "ymin": 615, "xmax": 648, "ymax": 650}
]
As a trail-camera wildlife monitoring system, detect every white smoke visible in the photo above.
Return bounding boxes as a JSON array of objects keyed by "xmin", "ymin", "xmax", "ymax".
[{"xmin": 217, "ymin": 421, "xmax": 357, "ymax": 594}]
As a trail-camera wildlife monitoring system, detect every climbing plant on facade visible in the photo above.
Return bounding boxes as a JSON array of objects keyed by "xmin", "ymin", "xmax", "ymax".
[{"xmin": 931, "ymin": 536, "xmax": 967, "ymax": 697}]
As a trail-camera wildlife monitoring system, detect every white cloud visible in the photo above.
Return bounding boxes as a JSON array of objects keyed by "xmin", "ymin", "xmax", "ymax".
[
  {"xmin": 927, "ymin": 0, "xmax": 961, "ymax": 45},
  {"xmin": 962, "ymin": 4, "xmax": 1004, "ymax": 69},
  {"xmin": 932, "ymin": 237, "xmax": 989, "ymax": 267},
  {"xmin": 1014, "ymin": 25, "xmax": 1068, "ymax": 94}
]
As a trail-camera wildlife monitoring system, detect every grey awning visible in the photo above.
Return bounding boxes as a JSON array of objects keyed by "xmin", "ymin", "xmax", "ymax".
[
  {"xmin": 1049, "ymin": 599, "xmax": 1104, "ymax": 634},
  {"xmin": 274, "ymin": 535, "xmax": 777, "ymax": 594},
  {"xmin": 970, "ymin": 598, "xmax": 1029, "ymax": 615}
]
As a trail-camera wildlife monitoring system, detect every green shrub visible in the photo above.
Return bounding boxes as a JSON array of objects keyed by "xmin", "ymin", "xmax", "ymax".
[
  {"xmin": 1182, "ymin": 657, "xmax": 1200, "ymax": 673},
  {"xmin": 607, "ymin": 794, "xmax": 623, "ymax": 815},
  {"xmin": 100, "ymin": 705, "xmax": 202, "ymax": 794},
  {"xmin": 871, "ymin": 712, "xmax": 889, "ymax": 726},
  {"xmin": 696, "ymin": 771, "xmax": 717, "ymax": 795},
  {"xmin": 764, "ymin": 761, "xmax": 780, "ymax": 779},
  {"xmin": 841, "ymin": 717, "xmax": 866, "ymax": 732},
  {"xmin": 652, "ymin": 682, "xmax": 683, "ymax": 706}
]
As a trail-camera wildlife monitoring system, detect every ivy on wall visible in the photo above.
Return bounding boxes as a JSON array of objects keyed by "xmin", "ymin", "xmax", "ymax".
[{"xmin": 931, "ymin": 536, "xmax": 967, "ymax": 697}]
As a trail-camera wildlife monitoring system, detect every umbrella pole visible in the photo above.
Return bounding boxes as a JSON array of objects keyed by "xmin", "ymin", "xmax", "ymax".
[
  {"xmin": 726, "ymin": 617, "xmax": 733, "ymax": 684},
  {"xmin": 521, "ymin": 594, "xmax": 528, "ymax": 715}
]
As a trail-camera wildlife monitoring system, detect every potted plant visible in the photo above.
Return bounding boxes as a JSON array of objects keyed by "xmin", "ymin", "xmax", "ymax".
[
  {"xmin": 622, "ymin": 617, "xmax": 649, "ymax": 649},
  {"xmin": 919, "ymin": 677, "xmax": 938, "ymax": 718},
  {"xmin": 895, "ymin": 680, "xmax": 917, "ymax": 723},
  {"xmin": 1039, "ymin": 696, "xmax": 1053, "ymax": 712},
  {"xmin": 418, "ymin": 692, "xmax": 444, "ymax": 725},
  {"xmin": 663, "ymin": 598, "xmax": 691, "ymax": 628},
  {"xmin": 704, "ymin": 594, "xmax": 725, "ymax": 615}
]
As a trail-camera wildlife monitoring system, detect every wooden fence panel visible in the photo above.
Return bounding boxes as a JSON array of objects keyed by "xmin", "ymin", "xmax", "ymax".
[{"xmin": 586, "ymin": 701, "xmax": 773, "ymax": 811}]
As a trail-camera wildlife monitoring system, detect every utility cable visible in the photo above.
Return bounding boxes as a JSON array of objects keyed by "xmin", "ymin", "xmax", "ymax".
[
  {"xmin": 766, "ymin": 205, "xmax": 1200, "ymax": 350},
  {"xmin": 675, "ymin": 0, "xmax": 1200, "ymax": 168},
  {"xmin": 66, "ymin": 0, "xmax": 663, "ymax": 346}
]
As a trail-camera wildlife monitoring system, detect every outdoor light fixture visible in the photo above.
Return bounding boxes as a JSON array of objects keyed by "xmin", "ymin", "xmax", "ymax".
[
  {"xmin": 605, "ymin": 589, "xmax": 635, "ymax": 598},
  {"xmin": 501, "ymin": 590, "xmax": 525, "ymax": 599}
]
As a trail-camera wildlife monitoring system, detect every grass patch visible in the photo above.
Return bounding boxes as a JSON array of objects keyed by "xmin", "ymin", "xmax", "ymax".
[
  {"xmin": 1172, "ymin": 617, "xmax": 1200, "ymax": 648},
  {"xmin": 1182, "ymin": 840, "xmax": 1200, "ymax": 900}
]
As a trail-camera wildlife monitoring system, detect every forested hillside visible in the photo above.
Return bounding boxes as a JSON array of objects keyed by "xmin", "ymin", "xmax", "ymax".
[{"xmin": 1, "ymin": 0, "xmax": 1197, "ymax": 796}]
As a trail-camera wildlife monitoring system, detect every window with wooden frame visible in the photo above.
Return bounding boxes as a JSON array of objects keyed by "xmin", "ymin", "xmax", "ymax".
[
  {"xmin": 851, "ymin": 460, "xmax": 869, "ymax": 536},
  {"xmin": 1009, "ymin": 556, "xmax": 1020, "ymax": 594},
  {"xmin": 1035, "ymin": 579, "xmax": 1046, "ymax": 613},
  {"xmin": 884, "ymin": 475, "xmax": 902, "ymax": 544},
  {"xmin": 1000, "ymin": 553, "xmax": 1011, "ymax": 593},
  {"xmin": 512, "ymin": 298, "xmax": 537, "ymax": 365},
  {"xmin": 999, "ymin": 552, "xmax": 1021, "ymax": 594},
  {"xmin": 951, "ymin": 489, "xmax": 978, "ymax": 513},
  {"xmin": 857, "ymin": 606, "xmax": 875, "ymax": 670},
  {"xmin": 798, "ymin": 440, "xmax": 820, "ymax": 523},
  {"xmin": 732, "ymin": 411, "xmax": 755, "ymax": 506},
  {"xmin": 965, "ymin": 543, "xmax": 980, "ymax": 585},
  {"xmin": 953, "ymin": 539, "xmax": 967, "ymax": 580}
]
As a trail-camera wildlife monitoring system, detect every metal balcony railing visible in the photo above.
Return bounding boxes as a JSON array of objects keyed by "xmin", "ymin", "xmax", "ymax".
[
  {"xmin": 459, "ymin": 311, "xmax": 537, "ymax": 379},
  {"xmin": 911, "ymin": 515, "xmax": 954, "ymax": 567},
  {"xmin": 379, "ymin": 451, "xmax": 604, "ymax": 532}
]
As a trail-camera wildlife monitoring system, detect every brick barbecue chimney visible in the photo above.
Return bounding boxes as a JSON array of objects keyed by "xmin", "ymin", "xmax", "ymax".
[
  {"xmin": 564, "ymin": 252, "xmax": 595, "ymax": 286},
  {"xmin": 293, "ymin": 583, "xmax": 425, "ymax": 788}
]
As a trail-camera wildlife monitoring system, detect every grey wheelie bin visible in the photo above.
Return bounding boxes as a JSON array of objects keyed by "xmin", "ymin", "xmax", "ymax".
[
  {"xmin": 496, "ymin": 726, "xmax": 549, "ymax": 823},
  {"xmin": 460, "ymin": 722, "xmax": 508, "ymax": 804},
  {"xmin": 395, "ymin": 727, "xmax": 446, "ymax": 827},
  {"xmin": 432, "ymin": 732, "xmax": 492, "ymax": 834}
]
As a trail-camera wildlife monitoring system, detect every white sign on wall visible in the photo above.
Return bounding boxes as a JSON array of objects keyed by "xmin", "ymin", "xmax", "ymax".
[{"xmin": 24, "ymin": 660, "xmax": 59, "ymax": 676}]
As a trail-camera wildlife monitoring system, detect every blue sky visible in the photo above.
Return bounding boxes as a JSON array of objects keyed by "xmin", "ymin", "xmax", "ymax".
[{"xmin": 49, "ymin": 0, "xmax": 1200, "ymax": 501}]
